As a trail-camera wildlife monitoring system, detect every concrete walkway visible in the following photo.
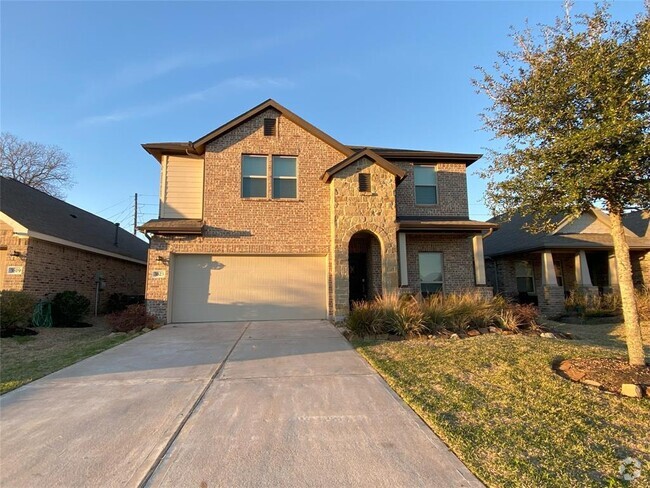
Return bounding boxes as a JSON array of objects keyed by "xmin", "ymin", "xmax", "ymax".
[{"xmin": 1, "ymin": 321, "xmax": 482, "ymax": 488}]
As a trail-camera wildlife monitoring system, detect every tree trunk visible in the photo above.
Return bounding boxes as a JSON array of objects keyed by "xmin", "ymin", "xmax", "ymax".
[{"xmin": 609, "ymin": 207, "xmax": 646, "ymax": 366}]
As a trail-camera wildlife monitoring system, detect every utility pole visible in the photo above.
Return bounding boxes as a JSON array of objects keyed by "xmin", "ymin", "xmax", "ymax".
[{"xmin": 133, "ymin": 193, "xmax": 138, "ymax": 235}]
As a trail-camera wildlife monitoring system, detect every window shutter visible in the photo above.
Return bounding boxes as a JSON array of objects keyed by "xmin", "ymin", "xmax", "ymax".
[
  {"xmin": 263, "ymin": 118, "xmax": 277, "ymax": 136},
  {"xmin": 359, "ymin": 173, "xmax": 371, "ymax": 192}
]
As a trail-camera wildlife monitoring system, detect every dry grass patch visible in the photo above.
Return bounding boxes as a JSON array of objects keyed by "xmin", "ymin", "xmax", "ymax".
[
  {"xmin": 354, "ymin": 321, "xmax": 650, "ymax": 487},
  {"xmin": 0, "ymin": 317, "xmax": 137, "ymax": 394}
]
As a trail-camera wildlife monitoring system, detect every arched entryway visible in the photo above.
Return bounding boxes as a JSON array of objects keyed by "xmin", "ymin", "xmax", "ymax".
[{"xmin": 348, "ymin": 231, "xmax": 382, "ymax": 305}]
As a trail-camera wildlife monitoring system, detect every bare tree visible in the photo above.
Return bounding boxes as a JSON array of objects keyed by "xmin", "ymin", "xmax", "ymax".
[{"xmin": 0, "ymin": 132, "xmax": 74, "ymax": 198}]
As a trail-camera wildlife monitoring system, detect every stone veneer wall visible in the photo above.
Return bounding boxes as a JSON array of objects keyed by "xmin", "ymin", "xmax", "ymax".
[
  {"xmin": 330, "ymin": 157, "xmax": 398, "ymax": 318},
  {"xmin": 394, "ymin": 162, "xmax": 469, "ymax": 217},
  {"xmin": 146, "ymin": 109, "xmax": 347, "ymax": 322}
]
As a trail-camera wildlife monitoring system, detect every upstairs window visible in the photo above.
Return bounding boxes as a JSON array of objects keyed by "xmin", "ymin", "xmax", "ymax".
[
  {"xmin": 515, "ymin": 261, "xmax": 535, "ymax": 294},
  {"xmin": 414, "ymin": 165, "xmax": 437, "ymax": 205},
  {"xmin": 419, "ymin": 252, "xmax": 443, "ymax": 296},
  {"xmin": 263, "ymin": 118, "xmax": 277, "ymax": 136},
  {"xmin": 242, "ymin": 155, "xmax": 267, "ymax": 198},
  {"xmin": 358, "ymin": 173, "xmax": 371, "ymax": 192},
  {"xmin": 272, "ymin": 156, "xmax": 297, "ymax": 199}
]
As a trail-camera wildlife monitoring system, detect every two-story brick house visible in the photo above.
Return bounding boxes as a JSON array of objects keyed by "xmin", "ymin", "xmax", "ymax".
[{"xmin": 140, "ymin": 100, "xmax": 496, "ymax": 323}]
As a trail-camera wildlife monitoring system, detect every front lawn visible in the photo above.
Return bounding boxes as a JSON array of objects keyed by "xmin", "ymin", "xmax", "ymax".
[
  {"xmin": 0, "ymin": 318, "xmax": 137, "ymax": 394},
  {"xmin": 354, "ymin": 320, "xmax": 650, "ymax": 487}
]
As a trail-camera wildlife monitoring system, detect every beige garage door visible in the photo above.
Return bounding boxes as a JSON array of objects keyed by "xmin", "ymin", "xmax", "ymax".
[{"xmin": 171, "ymin": 254, "xmax": 328, "ymax": 323}]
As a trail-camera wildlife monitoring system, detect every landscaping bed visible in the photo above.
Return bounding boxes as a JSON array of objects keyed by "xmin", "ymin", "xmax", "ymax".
[
  {"xmin": 556, "ymin": 358, "xmax": 650, "ymax": 397},
  {"xmin": 354, "ymin": 320, "xmax": 650, "ymax": 487}
]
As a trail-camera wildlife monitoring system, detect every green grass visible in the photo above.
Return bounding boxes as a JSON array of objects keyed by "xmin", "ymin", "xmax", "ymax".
[
  {"xmin": 0, "ymin": 318, "xmax": 137, "ymax": 394},
  {"xmin": 354, "ymin": 320, "xmax": 650, "ymax": 488}
]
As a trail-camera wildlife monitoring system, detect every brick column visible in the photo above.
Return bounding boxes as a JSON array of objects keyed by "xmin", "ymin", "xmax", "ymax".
[{"xmin": 539, "ymin": 251, "xmax": 564, "ymax": 318}]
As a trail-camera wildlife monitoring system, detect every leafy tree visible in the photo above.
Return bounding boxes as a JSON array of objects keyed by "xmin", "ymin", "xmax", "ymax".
[
  {"xmin": 0, "ymin": 132, "xmax": 74, "ymax": 198},
  {"xmin": 474, "ymin": 2, "xmax": 649, "ymax": 365}
]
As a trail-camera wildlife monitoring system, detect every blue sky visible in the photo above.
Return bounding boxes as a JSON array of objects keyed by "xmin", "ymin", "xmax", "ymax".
[{"xmin": 1, "ymin": 1, "xmax": 644, "ymax": 228}]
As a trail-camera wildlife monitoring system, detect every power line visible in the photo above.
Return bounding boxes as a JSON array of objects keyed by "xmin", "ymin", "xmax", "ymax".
[{"xmin": 97, "ymin": 197, "xmax": 131, "ymax": 214}]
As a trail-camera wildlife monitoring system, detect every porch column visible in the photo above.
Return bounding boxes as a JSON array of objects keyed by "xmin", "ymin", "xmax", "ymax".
[
  {"xmin": 541, "ymin": 251, "xmax": 558, "ymax": 286},
  {"xmin": 539, "ymin": 251, "xmax": 564, "ymax": 318},
  {"xmin": 608, "ymin": 251, "xmax": 619, "ymax": 287},
  {"xmin": 398, "ymin": 232, "xmax": 408, "ymax": 287},
  {"xmin": 574, "ymin": 250, "xmax": 593, "ymax": 286},
  {"xmin": 472, "ymin": 235, "xmax": 487, "ymax": 286}
]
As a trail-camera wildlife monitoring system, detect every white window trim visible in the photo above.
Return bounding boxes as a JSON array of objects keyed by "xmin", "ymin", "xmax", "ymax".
[{"xmin": 414, "ymin": 164, "xmax": 438, "ymax": 206}]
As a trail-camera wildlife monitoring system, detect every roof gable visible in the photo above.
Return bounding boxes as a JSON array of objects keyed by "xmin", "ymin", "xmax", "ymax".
[
  {"xmin": 553, "ymin": 208, "xmax": 635, "ymax": 237},
  {"xmin": 321, "ymin": 149, "xmax": 407, "ymax": 183},
  {"xmin": 484, "ymin": 208, "xmax": 649, "ymax": 257},
  {"xmin": 143, "ymin": 99, "xmax": 353, "ymax": 162}
]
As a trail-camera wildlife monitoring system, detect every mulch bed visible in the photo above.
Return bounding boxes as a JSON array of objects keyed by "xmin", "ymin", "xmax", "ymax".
[{"xmin": 556, "ymin": 358, "xmax": 650, "ymax": 395}]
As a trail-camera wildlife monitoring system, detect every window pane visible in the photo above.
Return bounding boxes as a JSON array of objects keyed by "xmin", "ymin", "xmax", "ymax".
[
  {"xmin": 516, "ymin": 277, "xmax": 534, "ymax": 293},
  {"xmin": 421, "ymin": 283, "xmax": 443, "ymax": 295},
  {"xmin": 273, "ymin": 178, "xmax": 297, "ymax": 198},
  {"xmin": 415, "ymin": 186, "xmax": 437, "ymax": 205},
  {"xmin": 242, "ymin": 155, "xmax": 267, "ymax": 177},
  {"xmin": 419, "ymin": 253, "xmax": 443, "ymax": 283},
  {"xmin": 272, "ymin": 156, "xmax": 296, "ymax": 177},
  {"xmin": 414, "ymin": 166, "xmax": 436, "ymax": 185},
  {"xmin": 515, "ymin": 261, "xmax": 533, "ymax": 278},
  {"xmin": 242, "ymin": 177, "xmax": 266, "ymax": 198}
]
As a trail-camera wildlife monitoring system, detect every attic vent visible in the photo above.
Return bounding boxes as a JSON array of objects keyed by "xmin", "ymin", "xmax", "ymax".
[
  {"xmin": 263, "ymin": 118, "xmax": 277, "ymax": 136},
  {"xmin": 69, "ymin": 213, "xmax": 78, "ymax": 219},
  {"xmin": 359, "ymin": 173, "xmax": 371, "ymax": 193}
]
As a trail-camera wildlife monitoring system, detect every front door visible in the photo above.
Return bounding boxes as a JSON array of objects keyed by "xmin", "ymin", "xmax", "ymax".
[{"xmin": 349, "ymin": 252, "xmax": 368, "ymax": 305}]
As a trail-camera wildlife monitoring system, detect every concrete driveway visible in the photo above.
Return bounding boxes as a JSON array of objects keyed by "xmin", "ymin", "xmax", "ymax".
[{"xmin": 0, "ymin": 320, "xmax": 482, "ymax": 488}]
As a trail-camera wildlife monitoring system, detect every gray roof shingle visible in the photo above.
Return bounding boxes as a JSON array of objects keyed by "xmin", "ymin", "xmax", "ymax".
[
  {"xmin": 0, "ymin": 177, "xmax": 148, "ymax": 263},
  {"xmin": 483, "ymin": 210, "xmax": 650, "ymax": 257}
]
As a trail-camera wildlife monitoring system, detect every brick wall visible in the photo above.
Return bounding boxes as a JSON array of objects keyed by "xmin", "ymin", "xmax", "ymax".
[
  {"xmin": 144, "ymin": 109, "xmax": 478, "ymax": 321},
  {"xmin": 145, "ymin": 110, "xmax": 347, "ymax": 321},
  {"xmin": 404, "ymin": 233, "xmax": 476, "ymax": 294},
  {"xmin": 0, "ymin": 229, "xmax": 28, "ymax": 291},
  {"xmin": 394, "ymin": 162, "xmax": 469, "ymax": 217},
  {"xmin": 1, "ymin": 235, "xmax": 145, "ymax": 309}
]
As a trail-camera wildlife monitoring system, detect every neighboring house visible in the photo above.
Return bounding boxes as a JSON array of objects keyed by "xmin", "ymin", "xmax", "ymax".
[
  {"xmin": 483, "ymin": 208, "xmax": 650, "ymax": 316},
  {"xmin": 0, "ymin": 177, "xmax": 148, "ymax": 310},
  {"xmin": 140, "ymin": 99, "xmax": 497, "ymax": 323}
]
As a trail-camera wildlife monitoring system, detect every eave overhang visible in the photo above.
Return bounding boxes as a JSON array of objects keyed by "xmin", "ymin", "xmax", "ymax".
[
  {"xmin": 397, "ymin": 219, "xmax": 499, "ymax": 233},
  {"xmin": 138, "ymin": 219, "xmax": 203, "ymax": 235}
]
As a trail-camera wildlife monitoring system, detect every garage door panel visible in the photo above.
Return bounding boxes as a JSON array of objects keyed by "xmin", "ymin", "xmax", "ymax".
[{"xmin": 171, "ymin": 255, "xmax": 327, "ymax": 323}]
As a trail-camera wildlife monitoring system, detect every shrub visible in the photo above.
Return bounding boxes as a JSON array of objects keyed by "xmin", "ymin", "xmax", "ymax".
[
  {"xmin": 104, "ymin": 293, "xmax": 145, "ymax": 314},
  {"xmin": 51, "ymin": 291, "xmax": 91, "ymax": 326},
  {"xmin": 347, "ymin": 301, "xmax": 382, "ymax": 337},
  {"xmin": 382, "ymin": 294, "xmax": 425, "ymax": 337},
  {"xmin": 421, "ymin": 294, "xmax": 450, "ymax": 333},
  {"xmin": 0, "ymin": 291, "xmax": 36, "ymax": 328},
  {"xmin": 107, "ymin": 304, "xmax": 158, "ymax": 333},
  {"xmin": 344, "ymin": 290, "xmax": 543, "ymax": 337},
  {"xmin": 509, "ymin": 303, "xmax": 540, "ymax": 329},
  {"xmin": 565, "ymin": 290, "xmax": 621, "ymax": 318}
]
